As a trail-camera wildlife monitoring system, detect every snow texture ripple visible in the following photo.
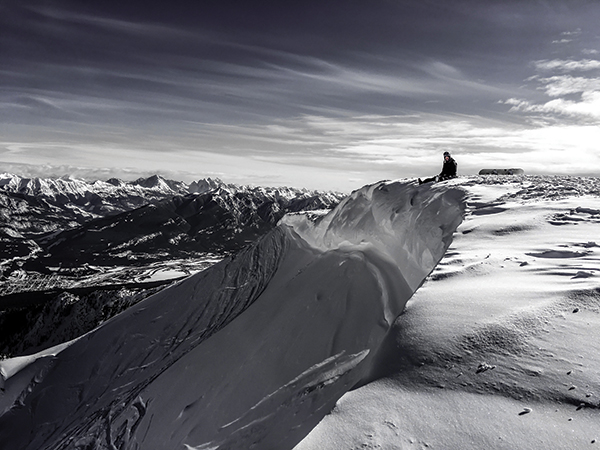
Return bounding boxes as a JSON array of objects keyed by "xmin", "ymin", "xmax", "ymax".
[{"xmin": 0, "ymin": 180, "xmax": 465, "ymax": 450}]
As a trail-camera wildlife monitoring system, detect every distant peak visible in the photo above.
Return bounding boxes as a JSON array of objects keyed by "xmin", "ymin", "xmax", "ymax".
[
  {"xmin": 188, "ymin": 177, "xmax": 227, "ymax": 194},
  {"xmin": 105, "ymin": 177, "xmax": 124, "ymax": 186},
  {"xmin": 133, "ymin": 174, "xmax": 165, "ymax": 187}
]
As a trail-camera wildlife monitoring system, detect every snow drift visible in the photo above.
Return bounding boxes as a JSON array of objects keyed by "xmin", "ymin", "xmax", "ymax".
[
  {"xmin": 0, "ymin": 180, "xmax": 465, "ymax": 450},
  {"xmin": 295, "ymin": 175, "xmax": 600, "ymax": 450}
]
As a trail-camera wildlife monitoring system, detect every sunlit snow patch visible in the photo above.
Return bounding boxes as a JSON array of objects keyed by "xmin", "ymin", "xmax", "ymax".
[{"xmin": 0, "ymin": 180, "xmax": 465, "ymax": 450}]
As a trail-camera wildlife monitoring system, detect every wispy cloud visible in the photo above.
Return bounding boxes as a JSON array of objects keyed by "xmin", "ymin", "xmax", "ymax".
[
  {"xmin": 505, "ymin": 49, "xmax": 600, "ymax": 124},
  {"xmin": 192, "ymin": 113, "xmax": 600, "ymax": 181},
  {"xmin": 534, "ymin": 59, "xmax": 600, "ymax": 72},
  {"xmin": 2, "ymin": 1, "xmax": 600, "ymax": 190},
  {"xmin": 24, "ymin": 4, "xmax": 202, "ymax": 40},
  {"xmin": 552, "ymin": 29, "xmax": 582, "ymax": 44},
  {"xmin": 504, "ymin": 94, "xmax": 600, "ymax": 122}
]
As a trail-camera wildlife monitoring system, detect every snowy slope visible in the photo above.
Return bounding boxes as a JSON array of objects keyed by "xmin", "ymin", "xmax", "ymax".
[
  {"xmin": 0, "ymin": 180, "xmax": 465, "ymax": 450},
  {"xmin": 295, "ymin": 176, "xmax": 600, "ymax": 450}
]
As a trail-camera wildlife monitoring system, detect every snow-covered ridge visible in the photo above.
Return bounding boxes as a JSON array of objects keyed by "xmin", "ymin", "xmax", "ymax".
[
  {"xmin": 283, "ymin": 181, "xmax": 465, "ymax": 291},
  {"xmin": 0, "ymin": 180, "xmax": 465, "ymax": 450},
  {"xmin": 295, "ymin": 175, "xmax": 600, "ymax": 450}
]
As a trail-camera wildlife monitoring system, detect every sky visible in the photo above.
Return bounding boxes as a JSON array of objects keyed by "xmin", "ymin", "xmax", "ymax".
[{"xmin": 1, "ymin": 0, "xmax": 599, "ymax": 191}]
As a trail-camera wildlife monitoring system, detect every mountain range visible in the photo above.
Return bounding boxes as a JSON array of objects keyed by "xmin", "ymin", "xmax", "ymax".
[
  {"xmin": 0, "ymin": 173, "xmax": 344, "ymax": 357},
  {"xmin": 0, "ymin": 173, "xmax": 343, "ymax": 270}
]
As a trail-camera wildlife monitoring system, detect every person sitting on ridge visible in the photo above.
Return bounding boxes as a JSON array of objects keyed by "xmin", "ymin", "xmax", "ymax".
[{"xmin": 419, "ymin": 151, "xmax": 457, "ymax": 184}]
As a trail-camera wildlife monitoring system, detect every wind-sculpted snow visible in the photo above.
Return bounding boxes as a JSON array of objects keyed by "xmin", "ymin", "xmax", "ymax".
[
  {"xmin": 0, "ymin": 181, "xmax": 465, "ymax": 450},
  {"xmin": 282, "ymin": 181, "xmax": 465, "ymax": 291}
]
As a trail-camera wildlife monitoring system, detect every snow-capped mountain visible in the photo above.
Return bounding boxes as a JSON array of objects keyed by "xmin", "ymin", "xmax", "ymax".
[
  {"xmin": 0, "ymin": 173, "xmax": 187, "ymax": 201},
  {"xmin": 0, "ymin": 173, "xmax": 344, "ymax": 269},
  {"xmin": 0, "ymin": 173, "xmax": 342, "ymax": 211},
  {"xmin": 0, "ymin": 173, "xmax": 193, "ymax": 236},
  {"xmin": 0, "ymin": 173, "xmax": 345, "ymax": 360},
  {"xmin": 0, "ymin": 173, "xmax": 229, "ymax": 225},
  {"xmin": 32, "ymin": 184, "xmax": 344, "ymax": 267}
]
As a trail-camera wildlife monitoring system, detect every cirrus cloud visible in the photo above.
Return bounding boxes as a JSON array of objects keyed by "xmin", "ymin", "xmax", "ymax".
[{"xmin": 534, "ymin": 59, "xmax": 600, "ymax": 72}]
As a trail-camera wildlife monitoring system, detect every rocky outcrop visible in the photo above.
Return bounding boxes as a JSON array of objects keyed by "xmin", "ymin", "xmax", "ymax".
[{"xmin": 479, "ymin": 168, "xmax": 525, "ymax": 175}]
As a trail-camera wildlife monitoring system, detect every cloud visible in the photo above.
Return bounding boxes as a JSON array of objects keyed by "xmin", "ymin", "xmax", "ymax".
[
  {"xmin": 3, "ymin": 1, "xmax": 599, "ymax": 190},
  {"xmin": 534, "ymin": 59, "xmax": 600, "ymax": 72},
  {"xmin": 538, "ymin": 75, "xmax": 600, "ymax": 97},
  {"xmin": 553, "ymin": 29, "xmax": 582, "ymax": 43},
  {"xmin": 561, "ymin": 29, "xmax": 582, "ymax": 36},
  {"xmin": 204, "ymin": 113, "xmax": 600, "ymax": 179},
  {"xmin": 3, "ymin": 109, "xmax": 599, "ymax": 191},
  {"xmin": 24, "ymin": 4, "xmax": 202, "ymax": 40},
  {"xmin": 505, "ymin": 50, "xmax": 600, "ymax": 124},
  {"xmin": 505, "ymin": 93, "xmax": 600, "ymax": 122}
]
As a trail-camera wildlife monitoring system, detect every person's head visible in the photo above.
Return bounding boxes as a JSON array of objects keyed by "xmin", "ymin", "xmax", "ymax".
[{"xmin": 443, "ymin": 151, "xmax": 451, "ymax": 160}]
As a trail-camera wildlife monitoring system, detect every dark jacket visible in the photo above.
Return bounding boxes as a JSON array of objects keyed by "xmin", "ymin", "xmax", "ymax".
[{"xmin": 439, "ymin": 157, "xmax": 457, "ymax": 179}]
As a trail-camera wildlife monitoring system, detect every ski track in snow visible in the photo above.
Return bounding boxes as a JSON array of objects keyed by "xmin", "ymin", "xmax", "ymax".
[{"xmin": 0, "ymin": 180, "xmax": 465, "ymax": 450}]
